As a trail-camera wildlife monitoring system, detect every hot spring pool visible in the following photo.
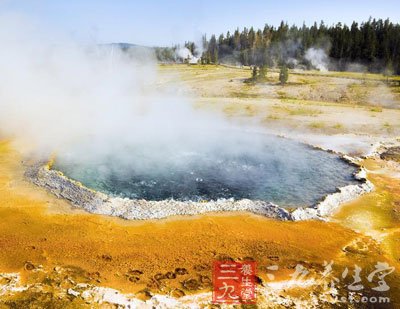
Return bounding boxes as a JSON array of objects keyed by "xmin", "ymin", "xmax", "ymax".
[{"xmin": 53, "ymin": 134, "xmax": 359, "ymax": 207}]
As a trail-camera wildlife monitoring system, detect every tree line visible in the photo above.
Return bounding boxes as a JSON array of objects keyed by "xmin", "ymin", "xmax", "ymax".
[{"xmin": 162, "ymin": 18, "xmax": 400, "ymax": 75}]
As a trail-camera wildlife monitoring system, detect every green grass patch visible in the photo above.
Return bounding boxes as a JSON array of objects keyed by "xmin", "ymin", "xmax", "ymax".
[
  {"xmin": 296, "ymin": 77, "xmax": 318, "ymax": 85},
  {"xmin": 273, "ymin": 105, "xmax": 322, "ymax": 116},
  {"xmin": 333, "ymin": 123, "xmax": 343, "ymax": 129},
  {"xmin": 266, "ymin": 114, "xmax": 281, "ymax": 120},
  {"xmin": 276, "ymin": 91, "xmax": 299, "ymax": 101},
  {"xmin": 230, "ymin": 91, "xmax": 260, "ymax": 99},
  {"xmin": 309, "ymin": 121, "xmax": 326, "ymax": 129},
  {"xmin": 370, "ymin": 106, "xmax": 383, "ymax": 112},
  {"xmin": 383, "ymin": 122, "xmax": 394, "ymax": 133}
]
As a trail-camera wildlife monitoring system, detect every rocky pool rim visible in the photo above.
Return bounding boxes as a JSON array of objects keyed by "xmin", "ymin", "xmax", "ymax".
[{"xmin": 24, "ymin": 135, "xmax": 375, "ymax": 222}]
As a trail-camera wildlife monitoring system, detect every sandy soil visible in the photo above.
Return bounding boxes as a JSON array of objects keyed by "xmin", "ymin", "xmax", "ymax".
[{"xmin": 1, "ymin": 65, "xmax": 400, "ymax": 307}]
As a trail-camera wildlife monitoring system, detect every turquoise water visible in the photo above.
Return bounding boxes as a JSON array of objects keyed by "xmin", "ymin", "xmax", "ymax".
[{"xmin": 54, "ymin": 134, "xmax": 359, "ymax": 207}]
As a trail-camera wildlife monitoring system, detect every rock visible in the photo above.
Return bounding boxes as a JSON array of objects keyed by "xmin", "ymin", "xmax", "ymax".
[
  {"xmin": 76, "ymin": 283, "xmax": 89, "ymax": 289},
  {"xmin": 267, "ymin": 255, "xmax": 280, "ymax": 262},
  {"xmin": 182, "ymin": 278, "xmax": 200, "ymax": 290},
  {"xmin": 174, "ymin": 268, "xmax": 188, "ymax": 276},
  {"xmin": 291, "ymin": 208, "xmax": 320, "ymax": 221},
  {"xmin": 53, "ymin": 266, "xmax": 61, "ymax": 273},
  {"xmin": 67, "ymin": 288, "xmax": 80, "ymax": 297},
  {"xmin": 135, "ymin": 289, "xmax": 152, "ymax": 301},
  {"xmin": 199, "ymin": 275, "xmax": 211, "ymax": 286},
  {"xmin": 380, "ymin": 146, "xmax": 400, "ymax": 162},
  {"xmin": 101, "ymin": 254, "xmax": 112, "ymax": 262},
  {"xmin": 127, "ymin": 269, "xmax": 143, "ymax": 276},
  {"xmin": 24, "ymin": 262, "xmax": 35, "ymax": 271},
  {"xmin": 354, "ymin": 168, "xmax": 367, "ymax": 181},
  {"xmin": 165, "ymin": 272, "xmax": 176, "ymax": 279},
  {"xmin": 292, "ymin": 179, "xmax": 374, "ymax": 221},
  {"xmin": 170, "ymin": 288, "xmax": 185, "ymax": 298},
  {"xmin": 154, "ymin": 273, "xmax": 165, "ymax": 281},
  {"xmin": 316, "ymin": 182, "xmax": 374, "ymax": 217},
  {"xmin": 80, "ymin": 290, "xmax": 92, "ymax": 300}
]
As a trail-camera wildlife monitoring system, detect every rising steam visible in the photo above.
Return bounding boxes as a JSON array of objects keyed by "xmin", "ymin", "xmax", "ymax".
[
  {"xmin": 304, "ymin": 47, "xmax": 329, "ymax": 71},
  {"xmin": 0, "ymin": 14, "xmax": 234, "ymax": 164},
  {"xmin": 175, "ymin": 47, "xmax": 199, "ymax": 63}
]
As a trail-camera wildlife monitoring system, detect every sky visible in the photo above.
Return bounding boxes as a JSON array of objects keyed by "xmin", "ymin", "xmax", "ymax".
[{"xmin": 0, "ymin": 0, "xmax": 399, "ymax": 46}]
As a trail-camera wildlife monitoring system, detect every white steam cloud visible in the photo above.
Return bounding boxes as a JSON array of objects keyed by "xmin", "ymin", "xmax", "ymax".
[
  {"xmin": 304, "ymin": 47, "xmax": 329, "ymax": 72},
  {"xmin": 0, "ymin": 13, "xmax": 239, "ymax": 167},
  {"xmin": 175, "ymin": 47, "xmax": 192, "ymax": 59},
  {"xmin": 175, "ymin": 47, "xmax": 199, "ymax": 64}
]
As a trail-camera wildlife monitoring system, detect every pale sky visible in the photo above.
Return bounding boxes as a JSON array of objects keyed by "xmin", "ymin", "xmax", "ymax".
[{"xmin": 1, "ymin": 0, "xmax": 399, "ymax": 46}]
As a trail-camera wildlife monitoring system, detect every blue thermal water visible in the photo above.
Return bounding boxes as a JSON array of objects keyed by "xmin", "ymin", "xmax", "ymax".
[{"xmin": 53, "ymin": 134, "xmax": 359, "ymax": 207}]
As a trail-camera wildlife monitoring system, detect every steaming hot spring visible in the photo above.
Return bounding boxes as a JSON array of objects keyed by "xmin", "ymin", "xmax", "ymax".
[
  {"xmin": 51, "ymin": 132, "xmax": 359, "ymax": 209},
  {"xmin": 1, "ymin": 39, "xmax": 366, "ymax": 218}
]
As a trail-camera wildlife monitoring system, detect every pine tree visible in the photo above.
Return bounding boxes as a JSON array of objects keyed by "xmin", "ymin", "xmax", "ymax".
[
  {"xmin": 259, "ymin": 65, "xmax": 267, "ymax": 80},
  {"xmin": 252, "ymin": 66, "xmax": 258, "ymax": 80},
  {"xmin": 213, "ymin": 47, "xmax": 218, "ymax": 64},
  {"xmin": 279, "ymin": 65, "xmax": 288, "ymax": 85},
  {"xmin": 240, "ymin": 50, "xmax": 249, "ymax": 66},
  {"xmin": 383, "ymin": 60, "xmax": 394, "ymax": 83}
]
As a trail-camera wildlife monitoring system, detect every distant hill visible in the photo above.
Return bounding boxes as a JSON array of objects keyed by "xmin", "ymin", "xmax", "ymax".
[
  {"xmin": 94, "ymin": 43, "xmax": 157, "ymax": 62},
  {"xmin": 100, "ymin": 42, "xmax": 148, "ymax": 50}
]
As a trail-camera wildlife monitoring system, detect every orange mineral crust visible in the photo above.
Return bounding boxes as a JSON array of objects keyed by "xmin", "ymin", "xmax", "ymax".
[{"xmin": 0, "ymin": 140, "xmax": 399, "ymax": 304}]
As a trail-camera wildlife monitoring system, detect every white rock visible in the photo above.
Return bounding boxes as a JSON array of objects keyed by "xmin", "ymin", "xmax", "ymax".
[{"xmin": 67, "ymin": 288, "xmax": 80, "ymax": 297}]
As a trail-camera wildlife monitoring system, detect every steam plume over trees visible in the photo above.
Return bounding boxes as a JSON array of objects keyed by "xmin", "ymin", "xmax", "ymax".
[{"xmin": 158, "ymin": 18, "xmax": 400, "ymax": 75}]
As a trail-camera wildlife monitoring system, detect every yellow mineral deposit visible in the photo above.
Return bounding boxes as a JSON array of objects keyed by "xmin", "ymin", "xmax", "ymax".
[{"xmin": 1, "ymin": 136, "xmax": 400, "ymax": 305}]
